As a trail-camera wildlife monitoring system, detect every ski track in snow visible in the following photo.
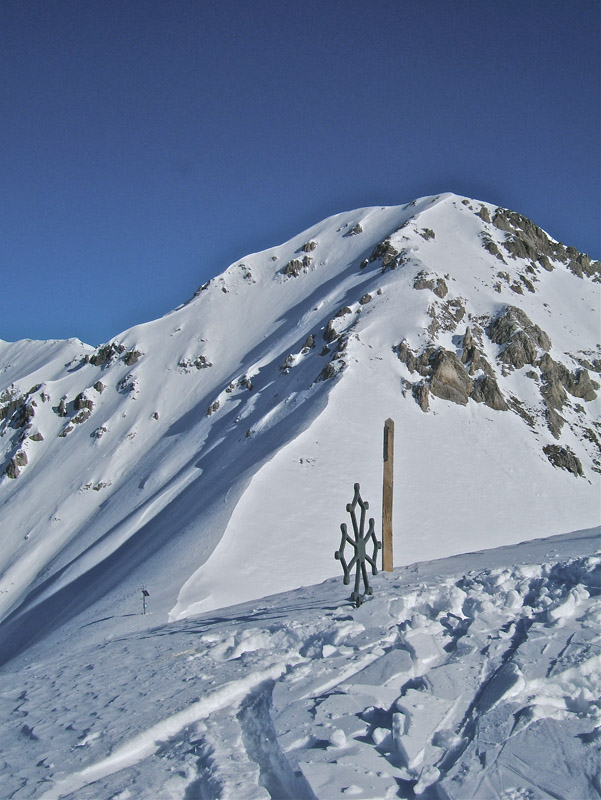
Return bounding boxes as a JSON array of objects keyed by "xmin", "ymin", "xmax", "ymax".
[{"xmin": 0, "ymin": 528, "xmax": 599, "ymax": 800}]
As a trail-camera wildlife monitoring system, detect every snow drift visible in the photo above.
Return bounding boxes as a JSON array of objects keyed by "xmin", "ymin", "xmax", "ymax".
[{"xmin": 0, "ymin": 527, "xmax": 599, "ymax": 799}]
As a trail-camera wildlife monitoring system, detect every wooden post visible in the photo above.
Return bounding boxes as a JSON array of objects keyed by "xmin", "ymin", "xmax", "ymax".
[{"xmin": 382, "ymin": 418, "xmax": 394, "ymax": 572}]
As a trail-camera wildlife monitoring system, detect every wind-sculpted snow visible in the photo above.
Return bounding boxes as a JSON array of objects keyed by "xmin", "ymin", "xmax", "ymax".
[{"xmin": 0, "ymin": 528, "xmax": 599, "ymax": 799}]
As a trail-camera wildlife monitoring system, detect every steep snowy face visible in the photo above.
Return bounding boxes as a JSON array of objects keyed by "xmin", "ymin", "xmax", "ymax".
[{"xmin": 0, "ymin": 193, "xmax": 599, "ymax": 657}]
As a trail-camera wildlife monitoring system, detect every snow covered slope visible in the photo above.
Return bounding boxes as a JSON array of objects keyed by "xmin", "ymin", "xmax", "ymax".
[
  {"xmin": 0, "ymin": 193, "xmax": 599, "ymax": 662},
  {"xmin": 0, "ymin": 527, "xmax": 599, "ymax": 799}
]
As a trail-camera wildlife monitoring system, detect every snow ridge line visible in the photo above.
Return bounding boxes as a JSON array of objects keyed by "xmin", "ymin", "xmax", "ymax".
[{"xmin": 40, "ymin": 658, "xmax": 296, "ymax": 800}]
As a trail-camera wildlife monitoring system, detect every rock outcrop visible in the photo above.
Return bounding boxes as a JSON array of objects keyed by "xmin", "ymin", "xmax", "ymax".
[
  {"xmin": 396, "ymin": 341, "xmax": 507, "ymax": 411},
  {"xmin": 6, "ymin": 449, "xmax": 27, "ymax": 479},
  {"xmin": 487, "ymin": 306, "xmax": 551, "ymax": 370},
  {"xmin": 471, "ymin": 374, "xmax": 508, "ymax": 411},
  {"xmin": 543, "ymin": 444, "xmax": 584, "ymax": 477},
  {"xmin": 429, "ymin": 350, "xmax": 473, "ymax": 405},
  {"xmin": 413, "ymin": 271, "xmax": 448, "ymax": 298}
]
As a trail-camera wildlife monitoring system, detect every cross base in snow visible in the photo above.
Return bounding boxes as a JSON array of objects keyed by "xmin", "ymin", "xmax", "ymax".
[{"xmin": 335, "ymin": 483, "xmax": 381, "ymax": 607}]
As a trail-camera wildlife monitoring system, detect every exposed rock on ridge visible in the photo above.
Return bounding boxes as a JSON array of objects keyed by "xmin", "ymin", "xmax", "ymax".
[
  {"xmin": 396, "ymin": 293, "xmax": 598, "ymax": 459},
  {"xmin": 1, "ymin": 194, "xmax": 598, "ymax": 497}
]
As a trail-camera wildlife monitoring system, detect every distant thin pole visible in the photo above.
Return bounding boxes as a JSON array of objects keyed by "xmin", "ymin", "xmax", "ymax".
[{"xmin": 382, "ymin": 418, "xmax": 394, "ymax": 572}]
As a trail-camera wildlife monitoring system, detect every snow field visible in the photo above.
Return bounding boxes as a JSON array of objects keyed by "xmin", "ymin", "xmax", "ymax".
[{"xmin": 1, "ymin": 527, "xmax": 599, "ymax": 799}]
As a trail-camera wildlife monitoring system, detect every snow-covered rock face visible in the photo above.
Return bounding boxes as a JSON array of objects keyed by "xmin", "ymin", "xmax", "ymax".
[{"xmin": 0, "ymin": 193, "xmax": 599, "ymax": 659}]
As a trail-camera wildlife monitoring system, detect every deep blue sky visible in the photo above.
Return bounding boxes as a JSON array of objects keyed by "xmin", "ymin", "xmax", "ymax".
[{"xmin": 2, "ymin": 0, "xmax": 599, "ymax": 346}]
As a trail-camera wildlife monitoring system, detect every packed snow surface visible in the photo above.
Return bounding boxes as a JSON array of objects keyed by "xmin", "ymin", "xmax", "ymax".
[{"xmin": 0, "ymin": 527, "xmax": 599, "ymax": 799}]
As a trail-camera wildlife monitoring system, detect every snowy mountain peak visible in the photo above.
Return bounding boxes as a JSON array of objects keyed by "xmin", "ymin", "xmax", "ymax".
[{"xmin": 0, "ymin": 194, "xmax": 599, "ymax": 664}]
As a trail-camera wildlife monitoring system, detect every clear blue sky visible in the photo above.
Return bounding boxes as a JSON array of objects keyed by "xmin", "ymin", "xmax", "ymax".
[{"xmin": 2, "ymin": 0, "xmax": 599, "ymax": 346}]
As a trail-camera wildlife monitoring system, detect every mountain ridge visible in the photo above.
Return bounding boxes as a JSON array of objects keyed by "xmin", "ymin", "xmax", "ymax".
[{"xmin": 0, "ymin": 192, "xmax": 599, "ymax": 661}]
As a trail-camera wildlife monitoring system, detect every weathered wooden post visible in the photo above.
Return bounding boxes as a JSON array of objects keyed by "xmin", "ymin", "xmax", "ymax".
[{"xmin": 382, "ymin": 418, "xmax": 394, "ymax": 572}]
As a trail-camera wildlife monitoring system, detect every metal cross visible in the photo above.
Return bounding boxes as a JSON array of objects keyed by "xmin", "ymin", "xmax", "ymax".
[{"xmin": 335, "ymin": 483, "xmax": 381, "ymax": 606}]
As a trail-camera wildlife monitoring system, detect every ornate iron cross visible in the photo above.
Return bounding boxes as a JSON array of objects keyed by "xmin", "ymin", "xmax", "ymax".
[{"xmin": 335, "ymin": 483, "xmax": 382, "ymax": 606}]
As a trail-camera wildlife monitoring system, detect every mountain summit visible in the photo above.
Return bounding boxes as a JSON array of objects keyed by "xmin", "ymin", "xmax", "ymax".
[{"xmin": 0, "ymin": 192, "xmax": 599, "ymax": 660}]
